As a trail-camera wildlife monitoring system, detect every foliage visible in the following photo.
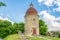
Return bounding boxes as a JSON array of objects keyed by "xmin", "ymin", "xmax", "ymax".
[
  {"xmin": 39, "ymin": 20, "xmax": 47, "ymax": 35},
  {"xmin": 47, "ymin": 31, "xmax": 60, "ymax": 38},
  {"xmin": 13, "ymin": 22, "xmax": 24, "ymax": 33},
  {"xmin": 0, "ymin": 2, "xmax": 6, "ymax": 7},
  {"xmin": 0, "ymin": 20, "xmax": 24, "ymax": 38},
  {"xmin": 18, "ymin": 22, "xmax": 24, "ymax": 33},
  {"xmin": 58, "ymin": 32, "xmax": 60, "ymax": 38},
  {"xmin": 0, "ymin": 20, "xmax": 12, "ymax": 38}
]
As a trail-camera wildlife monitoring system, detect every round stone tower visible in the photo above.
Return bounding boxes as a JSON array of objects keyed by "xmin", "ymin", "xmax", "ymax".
[{"xmin": 24, "ymin": 3, "xmax": 39, "ymax": 36}]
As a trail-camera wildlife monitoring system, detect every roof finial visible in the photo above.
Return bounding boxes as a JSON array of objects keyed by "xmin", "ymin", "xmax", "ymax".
[{"xmin": 30, "ymin": 2, "xmax": 33, "ymax": 7}]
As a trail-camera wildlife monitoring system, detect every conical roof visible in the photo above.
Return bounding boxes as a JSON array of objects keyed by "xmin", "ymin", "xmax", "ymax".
[{"xmin": 26, "ymin": 3, "xmax": 37, "ymax": 15}]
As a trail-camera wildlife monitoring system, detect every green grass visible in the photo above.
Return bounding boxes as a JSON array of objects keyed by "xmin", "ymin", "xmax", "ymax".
[
  {"xmin": 3, "ymin": 34, "xmax": 60, "ymax": 40},
  {"xmin": 3, "ymin": 34, "xmax": 20, "ymax": 40}
]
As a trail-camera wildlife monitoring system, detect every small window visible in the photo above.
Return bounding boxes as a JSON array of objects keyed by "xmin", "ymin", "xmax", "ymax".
[{"xmin": 33, "ymin": 18, "xmax": 35, "ymax": 21}]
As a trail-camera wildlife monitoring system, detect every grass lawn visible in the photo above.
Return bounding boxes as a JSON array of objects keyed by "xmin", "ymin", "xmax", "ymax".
[
  {"xmin": 3, "ymin": 34, "xmax": 20, "ymax": 40},
  {"xmin": 3, "ymin": 34, "xmax": 60, "ymax": 40}
]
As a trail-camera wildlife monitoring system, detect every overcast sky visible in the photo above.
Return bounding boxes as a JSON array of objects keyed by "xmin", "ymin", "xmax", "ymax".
[{"xmin": 0, "ymin": 0, "xmax": 60, "ymax": 31}]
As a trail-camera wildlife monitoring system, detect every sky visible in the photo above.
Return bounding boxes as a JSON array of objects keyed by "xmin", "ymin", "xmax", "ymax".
[{"xmin": 0, "ymin": 0, "xmax": 60, "ymax": 31}]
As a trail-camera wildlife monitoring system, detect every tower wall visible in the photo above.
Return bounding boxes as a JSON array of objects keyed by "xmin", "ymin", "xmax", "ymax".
[{"xmin": 25, "ymin": 14, "xmax": 39, "ymax": 36}]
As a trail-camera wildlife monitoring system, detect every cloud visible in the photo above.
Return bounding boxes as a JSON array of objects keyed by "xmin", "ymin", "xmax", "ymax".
[
  {"xmin": 38, "ymin": 0, "xmax": 60, "ymax": 11},
  {"xmin": 38, "ymin": 0, "xmax": 43, "ymax": 2},
  {"xmin": 55, "ymin": 7, "xmax": 60, "ymax": 12},
  {"xmin": 39, "ymin": 10, "xmax": 60, "ymax": 31},
  {"xmin": 0, "ymin": 16, "xmax": 14, "ymax": 25},
  {"xmin": 38, "ymin": 0, "xmax": 55, "ymax": 6},
  {"xmin": 54, "ymin": 0, "xmax": 60, "ymax": 11}
]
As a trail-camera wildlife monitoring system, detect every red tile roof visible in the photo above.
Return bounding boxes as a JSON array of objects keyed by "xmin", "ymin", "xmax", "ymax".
[{"xmin": 26, "ymin": 6, "xmax": 37, "ymax": 15}]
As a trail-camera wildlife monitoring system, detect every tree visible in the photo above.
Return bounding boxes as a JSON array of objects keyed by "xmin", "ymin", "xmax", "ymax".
[
  {"xmin": 0, "ymin": 20, "xmax": 12, "ymax": 27},
  {"xmin": 0, "ymin": 20, "xmax": 4, "ymax": 27},
  {"xmin": 39, "ymin": 20, "xmax": 47, "ymax": 35},
  {"xmin": 13, "ymin": 22, "xmax": 24, "ymax": 33},
  {"xmin": 18, "ymin": 22, "xmax": 24, "ymax": 33},
  {"xmin": 58, "ymin": 32, "xmax": 60, "ymax": 38},
  {"xmin": 4, "ymin": 20, "xmax": 12, "ymax": 27},
  {"xmin": 0, "ymin": 2, "xmax": 6, "ymax": 7},
  {"xmin": 0, "ymin": 20, "xmax": 12, "ymax": 38},
  {"xmin": 0, "ymin": 20, "xmax": 25, "ymax": 38},
  {"xmin": 12, "ymin": 23, "xmax": 19, "ymax": 34}
]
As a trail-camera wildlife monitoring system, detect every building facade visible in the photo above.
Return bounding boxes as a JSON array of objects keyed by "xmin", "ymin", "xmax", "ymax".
[{"xmin": 24, "ymin": 3, "xmax": 39, "ymax": 36}]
